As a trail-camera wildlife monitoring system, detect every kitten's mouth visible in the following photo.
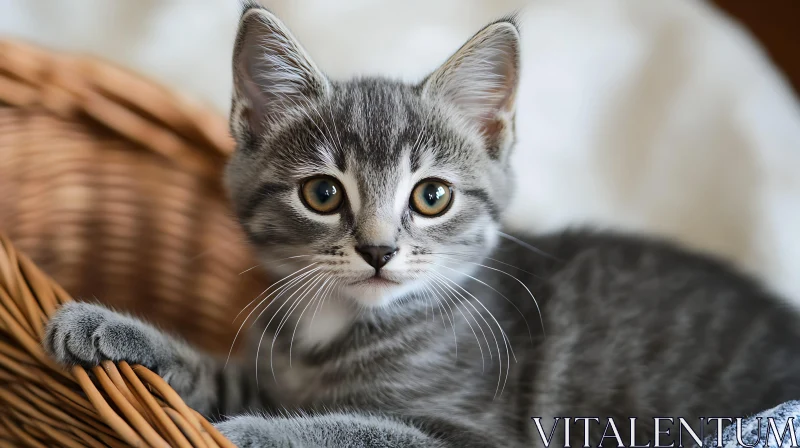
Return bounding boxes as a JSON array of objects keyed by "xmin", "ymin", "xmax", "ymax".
[{"xmin": 350, "ymin": 275, "xmax": 401, "ymax": 287}]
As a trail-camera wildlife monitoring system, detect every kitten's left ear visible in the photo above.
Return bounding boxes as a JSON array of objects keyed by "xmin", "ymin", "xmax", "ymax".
[
  {"xmin": 231, "ymin": 5, "xmax": 329, "ymax": 139},
  {"xmin": 422, "ymin": 19, "xmax": 520, "ymax": 159}
]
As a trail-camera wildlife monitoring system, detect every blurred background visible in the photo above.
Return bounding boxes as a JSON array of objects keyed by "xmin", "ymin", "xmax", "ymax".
[{"xmin": 1, "ymin": 0, "xmax": 799, "ymax": 313}]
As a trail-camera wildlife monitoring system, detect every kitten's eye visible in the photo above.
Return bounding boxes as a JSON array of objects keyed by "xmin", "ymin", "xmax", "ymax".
[
  {"xmin": 301, "ymin": 176, "xmax": 344, "ymax": 214},
  {"xmin": 410, "ymin": 179, "xmax": 453, "ymax": 217}
]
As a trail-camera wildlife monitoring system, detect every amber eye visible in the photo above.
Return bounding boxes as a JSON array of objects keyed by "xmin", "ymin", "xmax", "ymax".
[
  {"xmin": 410, "ymin": 179, "xmax": 453, "ymax": 217},
  {"xmin": 301, "ymin": 176, "xmax": 344, "ymax": 214}
]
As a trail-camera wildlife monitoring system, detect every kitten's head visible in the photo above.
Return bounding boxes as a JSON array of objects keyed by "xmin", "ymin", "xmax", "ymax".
[{"xmin": 226, "ymin": 5, "xmax": 520, "ymax": 308}]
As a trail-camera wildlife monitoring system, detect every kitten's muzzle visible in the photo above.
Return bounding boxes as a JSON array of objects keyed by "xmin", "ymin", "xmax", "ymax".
[{"xmin": 356, "ymin": 245, "xmax": 398, "ymax": 270}]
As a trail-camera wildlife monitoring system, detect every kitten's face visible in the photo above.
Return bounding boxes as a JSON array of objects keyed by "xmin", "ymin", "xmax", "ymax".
[{"xmin": 226, "ymin": 7, "xmax": 519, "ymax": 308}]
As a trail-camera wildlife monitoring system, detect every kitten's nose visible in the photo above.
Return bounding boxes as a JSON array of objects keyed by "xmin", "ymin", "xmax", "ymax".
[{"xmin": 356, "ymin": 245, "xmax": 398, "ymax": 270}]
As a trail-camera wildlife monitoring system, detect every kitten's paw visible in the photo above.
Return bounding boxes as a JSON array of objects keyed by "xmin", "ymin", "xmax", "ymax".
[
  {"xmin": 44, "ymin": 302, "xmax": 173, "ymax": 371},
  {"xmin": 215, "ymin": 417, "xmax": 292, "ymax": 448},
  {"xmin": 44, "ymin": 302, "xmax": 218, "ymax": 414}
]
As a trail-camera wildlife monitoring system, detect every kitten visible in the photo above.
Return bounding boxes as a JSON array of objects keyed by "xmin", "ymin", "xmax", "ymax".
[{"xmin": 44, "ymin": 4, "xmax": 800, "ymax": 447}]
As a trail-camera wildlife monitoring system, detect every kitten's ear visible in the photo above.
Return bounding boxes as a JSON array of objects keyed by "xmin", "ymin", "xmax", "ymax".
[
  {"xmin": 422, "ymin": 19, "xmax": 520, "ymax": 158},
  {"xmin": 231, "ymin": 6, "xmax": 328, "ymax": 138}
]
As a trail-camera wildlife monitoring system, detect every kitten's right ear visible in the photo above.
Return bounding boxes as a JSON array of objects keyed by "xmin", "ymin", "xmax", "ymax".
[
  {"xmin": 231, "ymin": 6, "xmax": 328, "ymax": 138},
  {"xmin": 422, "ymin": 19, "xmax": 520, "ymax": 159}
]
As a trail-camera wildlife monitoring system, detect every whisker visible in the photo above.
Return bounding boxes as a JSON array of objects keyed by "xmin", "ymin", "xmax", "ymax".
[
  {"xmin": 247, "ymin": 267, "xmax": 322, "ymax": 330},
  {"xmin": 497, "ymin": 231, "xmax": 558, "ymax": 260},
  {"xmin": 433, "ymin": 260, "xmax": 538, "ymax": 344},
  {"xmin": 432, "ymin": 271, "xmax": 515, "ymax": 398},
  {"xmin": 418, "ymin": 284, "xmax": 437, "ymax": 324},
  {"xmin": 238, "ymin": 264, "xmax": 261, "ymax": 275},
  {"xmin": 428, "ymin": 273, "xmax": 492, "ymax": 359},
  {"xmin": 430, "ymin": 271, "xmax": 506, "ymax": 397},
  {"xmin": 225, "ymin": 263, "xmax": 319, "ymax": 367},
  {"xmin": 435, "ymin": 257, "xmax": 545, "ymax": 340},
  {"xmin": 420, "ymin": 282, "xmax": 458, "ymax": 358},
  {"xmin": 231, "ymin": 266, "xmax": 323, "ymax": 368},
  {"xmin": 419, "ymin": 283, "xmax": 451, "ymax": 337},
  {"xmin": 274, "ymin": 272, "xmax": 329, "ymax": 369},
  {"xmin": 308, "ymin": 278, "xmax": 339, "ymax": 333},
  {"xmin": 255, "ymin": 270, "xmax": 325, "ymax": 386},
  {"xmin": 425, "ymin": 276, "xmax": 488, "ymax": 372},
  {"xmin": 480, "ymin": 256, "xmax": 543, "ymax": 279},
  {"xmin": 273, "ymin": 272, "xmax": 327, "ymax": 341},
  {"xmin": 423, "ymin": 287, "xmax": 430, "ymax": 321},
  {"xmin": 253, "ymin": 254, "xmax": 315, "ymax": 272},
  {"xmin": 427, "ymin": 282, "xmax": 459, "ymax": 339},
  {"xmin": 430, "ymin": 271, "xmax": 505, "ymax": 359},
  {"xmin": 233, "ymin": 262, "xmax": 318, "ymax": 323},
  {"xmin": 288, "ymin": 274, "xmax": 334, "ymax": 366}
]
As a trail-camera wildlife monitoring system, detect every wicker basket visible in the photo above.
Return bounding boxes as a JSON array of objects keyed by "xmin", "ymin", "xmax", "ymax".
[{"xmin": 0, "ymin": 39, "xmax": 270, "ymax": 447}]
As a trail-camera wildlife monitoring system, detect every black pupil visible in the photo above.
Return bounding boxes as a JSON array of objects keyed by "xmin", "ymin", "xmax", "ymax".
[
  {"xmin": 423, "ymin": 183, "xmax": 446, "ymax": 207},
  {"xmin": 314, "ymin": 180, "xmax": 337, "ymax": 204}
]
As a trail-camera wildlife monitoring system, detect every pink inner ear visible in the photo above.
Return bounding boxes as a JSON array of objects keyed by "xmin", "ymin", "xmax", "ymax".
[
  {"xmin": 423, "ymin": 22, "xmax": 519, "ymax": 144},
  {"xmin": 481, "ymin": 117, "xmax": 510, "ymax": 160},
  {"xmin": 472, "ymin": 49, "xmax": 518, "ymax": 157},
  {"xmin": 480, "ymin": 67, "xmax": 518, "ymax": 120}
]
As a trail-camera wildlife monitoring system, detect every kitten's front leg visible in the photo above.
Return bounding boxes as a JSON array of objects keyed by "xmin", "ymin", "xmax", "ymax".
[
  {"xmin": 215, "ymin": 413, "xmax": 499, "ymax": 448},
  {"xmin": 44, "ymin": 302, "xmax": 253, "ymax": 416}
]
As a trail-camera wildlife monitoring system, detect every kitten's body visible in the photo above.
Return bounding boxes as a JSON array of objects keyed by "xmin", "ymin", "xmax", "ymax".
[
  {"xmin": 44, "ymin": 5, "xmax": 800, "ymax": 447},
  {"xmin": 229, "ymin": 231, "xmax": 800, "ymax": 447}
]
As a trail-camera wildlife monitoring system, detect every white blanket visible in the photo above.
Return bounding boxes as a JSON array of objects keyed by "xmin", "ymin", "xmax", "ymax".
[{"xmin": 3, "ymin": 0, "xmax": 800, "ymax": 303}]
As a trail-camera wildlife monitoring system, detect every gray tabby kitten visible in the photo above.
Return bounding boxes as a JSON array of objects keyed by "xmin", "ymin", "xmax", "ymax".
[{"xmin": 44, "ymin": 4, "xmax": 800, "ymax": 447}]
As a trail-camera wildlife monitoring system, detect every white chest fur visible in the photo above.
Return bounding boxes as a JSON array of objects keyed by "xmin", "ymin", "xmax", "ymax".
[
  {"xmin": 296, "ymin": 297, "xmax": 356, "ymax": 351},
  {"xmin": 262, "ymin": 299, "xmax": 357, "ymax": 406}
]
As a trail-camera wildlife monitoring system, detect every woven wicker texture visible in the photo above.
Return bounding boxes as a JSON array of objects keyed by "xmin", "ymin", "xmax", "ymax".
[{"xmin": 0, "ymin": 39, "xmax": 270, "ymax": 446}]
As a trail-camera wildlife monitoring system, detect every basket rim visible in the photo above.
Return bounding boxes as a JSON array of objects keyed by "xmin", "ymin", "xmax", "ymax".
[{"xmin": 0, "ymin": 38, "xmax": 235, "ymax": 184}]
